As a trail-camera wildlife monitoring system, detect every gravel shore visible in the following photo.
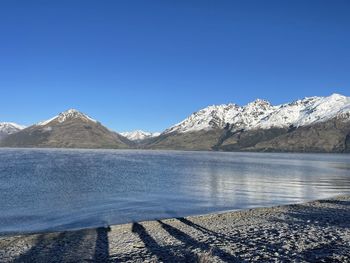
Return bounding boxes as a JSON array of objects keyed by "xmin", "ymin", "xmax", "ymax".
[{"xmin": 1, "ymin": 196, "xmax": 350, "ymax": 262}]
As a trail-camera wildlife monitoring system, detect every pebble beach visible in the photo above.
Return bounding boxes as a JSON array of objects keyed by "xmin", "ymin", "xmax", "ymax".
[{"xmin": 1, "ymin": 195, "xmax": 350, "ymax": 262}]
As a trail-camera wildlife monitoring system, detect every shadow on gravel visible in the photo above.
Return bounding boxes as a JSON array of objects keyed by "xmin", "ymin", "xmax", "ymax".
[
  {"xmin": 279, "ymin": 201, "xmax": 350, "ymax": 229},
  {"xmin": 317, "ymin": 199, "xmax": 350, "ymax": 206},
  {"xmin": 177, "ymin": 217, "xmax": 231, "ymax": 240},
  {"xmin": 177, "ymin": 218, "xmax": 287, "ymax": 262},
  {"xmin": 129, "ymin": 222, "xmax": 185, "ymax": 262},
  {"xmin": 300, "ymin": 241, "xmax": 350, "ymax": 262},
  {"xmin": 157, "ymin": 220, "xmax": 240, "ymax": 262},
  {"xmin": 93, "ymin": 226, "xmax": 111, "ymax": 262},
  {"xmin": 12, "ymin": 226, "xmax": 111, "ymax": 263},
  {"xmin": 13, "ymin": 230, "xmax": 90, "ymax": 262},
  {"xmin": 267, "ymin": 200, "xmax": 350, "ymax": 262}
]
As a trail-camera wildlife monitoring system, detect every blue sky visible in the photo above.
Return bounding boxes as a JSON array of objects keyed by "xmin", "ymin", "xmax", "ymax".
[{"xmin": 0, "ymin": 0, "xmax": 349, "ymax": 132}]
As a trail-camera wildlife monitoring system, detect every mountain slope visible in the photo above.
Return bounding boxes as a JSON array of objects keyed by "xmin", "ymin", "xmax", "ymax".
[
  {"xmin": 148, "ymin": 94, "xmax": 350, "ymax": 152},
  {"xmin": 146, "ymin": 129, "xmax": 224, "ymax": 150},
  {"xmin": 244, "ymin": 116, "xmax": 350, "ymax": 153},
  {"xmin": 0, "ymin": 122, "xmax": 25, "ymax": 140},
  {"xmin": 0, "ymin": 109, "xmax": 131, "ymax": 149}
]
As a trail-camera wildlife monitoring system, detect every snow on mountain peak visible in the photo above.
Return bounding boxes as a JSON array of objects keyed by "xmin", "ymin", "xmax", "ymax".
[
  {"xmin": 329, "ymin": 93, "xmax": 346, "ymax": 99},
  {"xmin": 120, "ymin": 130, "xmax": 160, "ymax": 141},
  {"xmin": 247, "ymin": 98, "xmax": 271, "ymax": 106},
  {"xmin": 164, "ymin": 94, "xmax": 350, "ymax": 134},
  {"xmin": 38, "ymin": 109, "xmax": 97, "ymax": 126},
  {"xmin": 164, "ymin": 103, "xmax": 241, "ymax": 134},
  {"xmin": 57, "ymin": 109, "xmax": 97, "ymax": 123},
  {"xmin": 0, "ymin": 122, "xmax": 25, "ymax": 138},
  {"xmin": 0, "ymin": 122, "xmax": 26, "ymax": 130}
]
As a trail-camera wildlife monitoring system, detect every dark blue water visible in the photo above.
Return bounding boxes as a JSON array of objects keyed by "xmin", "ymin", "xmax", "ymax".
[{"xmin": 0, "ymin": 148, "xmax": 349, "ymax": 235}]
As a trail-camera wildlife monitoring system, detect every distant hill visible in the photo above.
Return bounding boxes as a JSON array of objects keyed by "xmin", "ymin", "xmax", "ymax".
[
  {"xmin": 0, "ymin": 109, "xmax": 131, "ymax": 149},
  {"xmin": 120, "ymin": 130, "xmax": 160, "ymax": 142},
  {"xmin": 0, "ymin": 122, "xmax": 25, "ymax": 141}
]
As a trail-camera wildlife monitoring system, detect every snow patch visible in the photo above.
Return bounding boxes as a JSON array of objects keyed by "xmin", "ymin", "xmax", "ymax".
[
  {"xmin": 37, "ymin": 109, "xmax": 97, "ymax": 126},
  {"xmin": 0, "ymin": 122, "xmax": 26, "ymax": 134},
  {"xmin": 121, "ymin": 130, "xmax": 160, "ymax": 141}
]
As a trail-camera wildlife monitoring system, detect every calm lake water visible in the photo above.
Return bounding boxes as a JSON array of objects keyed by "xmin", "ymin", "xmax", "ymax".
[{"xmin": 0, "ymin": 148, "xmax": 350, "ymax": 235}]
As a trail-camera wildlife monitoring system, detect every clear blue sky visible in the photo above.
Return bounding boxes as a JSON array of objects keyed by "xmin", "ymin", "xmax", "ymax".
[{"xmin": 0, "ymin": 0, "xmax": 349, "ymax": 132}]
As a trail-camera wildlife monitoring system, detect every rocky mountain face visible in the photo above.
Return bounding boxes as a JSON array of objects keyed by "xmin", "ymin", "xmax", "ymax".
[
  {"xmin": 0, "ymin": 109, "xmax": 131, "ymax": 149},
  {"xmin": 0, "ymin": 122, "xmax": 25, "ymax": 140},
  {"xmin": 120, "ymin": 130, "xmax": 160, "ymax": 142},
  {"xmin": 148, "ymin": 94, "xmax": 350, "ymax": 153},
  {"xmin": 1, "ymin": 94, "xmax": 349, "ymax": 152},
  {"xmin": 247, "ymin": 117, "xmax": 350, "ymax": 153}
]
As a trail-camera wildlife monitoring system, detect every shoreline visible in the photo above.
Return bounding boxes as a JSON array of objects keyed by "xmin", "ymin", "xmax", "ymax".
[
  {"xmin": 1, "ymin": 147, "xmax": 349, "ymax": 155},
  {"xmin": 1, "ymin": 195, "xmax": 350, "ymax": 262},
  {"xmin": 0, "ymin": 195, "xmax": 344, "ymax": 238}
]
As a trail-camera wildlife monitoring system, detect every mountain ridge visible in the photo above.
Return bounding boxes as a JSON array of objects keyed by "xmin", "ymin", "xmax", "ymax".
[
  {"xmin": 164, "ymin": 93, "xmax": 350, "ymax": 134},
  {"xmin": 120, "ymin": 130, "xmax": 160, "ymax": 141},
  {"xmin": 37, "ymin": 109, "xmax": 98, "ymax": 126},
  {"xmin": 0, "ymin": 109, "xmax": 130, "ymax": 149},
  {"xmin": 147, "ymin": 93, "xmax": 350, "ymax": 153},
  {"xmin": 1, "ymin": 94, "xmax": 349, "ymax": 152}
]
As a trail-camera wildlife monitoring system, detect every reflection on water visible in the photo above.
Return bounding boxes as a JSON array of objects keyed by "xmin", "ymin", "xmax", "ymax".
[
  {"xmin": 0, "ymin": 149, "xmax": 349, "ymax": 234},
  {"xmin": 331, "ymin": 163, "xmax": 350, "ymax": 170}
]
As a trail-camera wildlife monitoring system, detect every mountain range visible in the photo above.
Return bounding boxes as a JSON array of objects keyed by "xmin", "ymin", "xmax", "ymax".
[
  {"xmin": 1, "ymin": 93, "xmax": 349, "ymax": 153},
  {"xmin": 120, "ymin": 130, "xmax": 161, "ymax": 142}
]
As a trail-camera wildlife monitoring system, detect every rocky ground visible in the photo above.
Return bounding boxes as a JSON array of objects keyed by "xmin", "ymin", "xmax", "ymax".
[{"xmin": 1, "ymin": 196, "xmax": 350, "ymax": 262}]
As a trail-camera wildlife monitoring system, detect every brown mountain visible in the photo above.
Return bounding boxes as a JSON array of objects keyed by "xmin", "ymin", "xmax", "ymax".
[
  {"xmin": 0, "ymin": 109, "xmax": 131, "ymax": 149},
  {"xmin": 146, "ymin": 117, "xmax": 350, "ymax": 153}
]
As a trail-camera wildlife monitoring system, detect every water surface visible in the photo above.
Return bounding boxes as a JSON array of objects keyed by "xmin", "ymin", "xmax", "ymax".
[{"xmin": 0, "ymin": 149, "xmax": 349, "ymax": 235}]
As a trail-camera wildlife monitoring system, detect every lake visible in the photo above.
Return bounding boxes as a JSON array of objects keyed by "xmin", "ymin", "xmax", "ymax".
[{"xmin": 0, "ymin": 148, "xmax": 349, "ymax": 235}]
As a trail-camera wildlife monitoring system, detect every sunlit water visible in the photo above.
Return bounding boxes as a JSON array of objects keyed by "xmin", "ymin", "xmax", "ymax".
[{"xmin": 0, "ymin": 148, "xmax": 349, "ymax": 235}]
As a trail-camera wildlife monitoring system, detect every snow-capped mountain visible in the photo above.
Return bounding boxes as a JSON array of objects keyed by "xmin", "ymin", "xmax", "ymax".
[
  {"xmin": 0, "ymin": 122, "xmax": 25, "ymax": 140},
  {"xmin": 1, "ymin": 109, "xmax": 130, "ymax": 149},
  {"xmin": 121, "ymin": 130, "xmax": 160, "ymax": 141},
  {"xmin": 164, "ymin": 94, "xmax": 350, "ymax": 134},
  {"xmin": 37, "ymin": 109, "xmax": 97, "ymax": 126},
  {"xmin": 1, "ymin": 94, "xmax": 349, "ymax": 152}
]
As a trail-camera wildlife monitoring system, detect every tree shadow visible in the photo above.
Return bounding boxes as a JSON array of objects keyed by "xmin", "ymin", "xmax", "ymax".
[
  {"xmin": 13, "ymin": 230, "xmax": 91, "ymax": 263},
  {"xmin": 11, "ymin": 226, "xmax": 111, "ymax": 263},
  {"xmin": 300, "ymin": 241, "xmax": 350, "ymax": 262},
  {"xmin": 177, "ymin": 218, "xmax": 301, "ymax": 262},
  {"xmin": 10, "ymin": 198, "xmax": 350, "ymax": 263},
  {"xmin": 266, "ymin": 200, "xmax": 350, "ymax": 262},
  {"xmin": 175, "ymin": 203, "xmax": 350, "ymax": 262},
  {"xmin": 317, "ymin": 199, "xmax": 350, "ymax": 206},
  {"xmin": 93, "ymin": 226, "xmax": 111, "ymax": 262},
  {"xmin": 129, "ymin": 222, "xmax": 185, "ymax": 262},
  {"xmin": 157, "ymin": 220, "xmax": 240, "ymax": 262},
  {"xmin": 176, "ymin": 217, "xmax": 234, "ymax": 241},
  {"xmin": 276, "ymin": 201, "xmax": 350, "ymax": 229}
]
